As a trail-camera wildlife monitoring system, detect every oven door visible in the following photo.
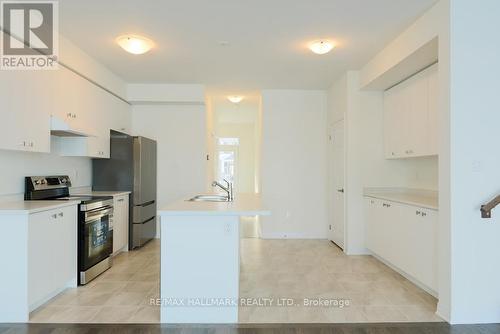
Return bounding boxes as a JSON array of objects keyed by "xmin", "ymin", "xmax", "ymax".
[{"xmin": 80, "ymin": 206, "xmax": 113, "ymax": 271}]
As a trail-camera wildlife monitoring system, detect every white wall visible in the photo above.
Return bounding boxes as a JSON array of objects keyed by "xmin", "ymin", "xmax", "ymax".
[
  {"xmin": 59, "ymin": 35, "xmax": 127, "ymax": 100},
  {"xmin": 260, "ymin": 90, "xmax": 328, "ymax": 239},
  {"xmin": 131, "ymin": 104, "xmax": 207, "ymax": 235},
  {"xmin": 127, "ymin": 84, "xmax": 205, "ymax": 104},
  {"xmin": 446, "ymin": 0, "xmax": 500, "ymax": 323},
  {"xmin": 0, "ymin": 137, "xmax": 92, "ymax": 201}
]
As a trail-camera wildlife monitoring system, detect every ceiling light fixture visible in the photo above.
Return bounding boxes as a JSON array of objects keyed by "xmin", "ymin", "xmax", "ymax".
[
  {"xmin": 227, "ymin": 96, "xmax": 244, "ymax": 104},
  {"xmin": 309, "ymin": 40, "xmax": 334, "ymax": 55},
  {"xmin": 116, "ymin": 35, "xmax": 154, "ymax": 55}
]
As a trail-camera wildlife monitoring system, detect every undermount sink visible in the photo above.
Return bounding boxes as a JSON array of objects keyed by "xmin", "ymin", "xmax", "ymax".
[{"xmin": 187, "ymin": 195, "xmax": 230, "ymax": 202}]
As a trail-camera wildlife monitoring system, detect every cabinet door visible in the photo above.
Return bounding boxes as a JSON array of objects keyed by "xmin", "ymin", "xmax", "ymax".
[
  {"xmin": 52, "ymin": 206, "xmax": 78, "ymax": 288},
  {"xmin": 365, "ymin": 197, "xmax": 378, "ymax": 251},
  {"xmin": 28, "ymin": 210, "xmax": 56, "ymax": 307},
  {"xmin": 365, "ymin": 198, "xmax": 393, "ymax": 257},
  {"xmin": 28, "ymin": 206, "xmax": 77, "ymax": 308},
  {"xmin": 407, "ymin": 70, "xmax": 429, "ymax": 157},
  {"xmin": 109, "ymin": 95, "xmax": 131, "ymax": 134},
  {"xmin": 384, "ymin": 85, "xmax": 406, "ymax": 158},
  {"xmin": 51, "ymin": 67, "xmax": 80, "ymax": 126},
  {"xmin": 406, "ymin": 207, "xmax": 438, "ymax": 291},
  {"xmin": 113, "ymin": 195, "xmax": 130, "ymax": 253},
  {"xmin": 0, "ymin": 70, "xmax": 51, "ymax": 153},
  {"xmin": 427, "ymin": 64, "xmax": 439, "ymax": 155}
]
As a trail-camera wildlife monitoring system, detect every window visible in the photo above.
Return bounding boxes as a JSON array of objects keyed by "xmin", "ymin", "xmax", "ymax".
[{"xmin": 218, "ymin": 137, "xmax": 239, "ymax": 146}]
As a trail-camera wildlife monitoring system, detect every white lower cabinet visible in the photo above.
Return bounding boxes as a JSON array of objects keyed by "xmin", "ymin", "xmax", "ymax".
[
  {"xmin": 112, "ymin": 194, "xmax": 130, "ymax": 254},
  {"xmin": 28, "ymin": 205, "xmax": 78, "ymax": 310},
  {"xmin": 365, "ymin": 197, "xmax": 438, "ymax": 293},
  {"xmin": 0, "ymin": 204, "xmax": 78, "ymax": 322}
]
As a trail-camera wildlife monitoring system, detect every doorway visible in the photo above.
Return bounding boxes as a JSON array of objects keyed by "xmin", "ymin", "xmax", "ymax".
[{"xmin": 328, "ymin": 120, "xmax": 345, "ymax": 249}]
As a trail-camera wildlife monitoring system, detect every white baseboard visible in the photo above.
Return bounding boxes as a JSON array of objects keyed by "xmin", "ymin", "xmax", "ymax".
[
  {"xmin": 260, "ymin": 232, "xmax": 327, "ymax": 239},
  {"xmin": 370, "ymin": 251, "xmax": 438, "ymax": 298}
]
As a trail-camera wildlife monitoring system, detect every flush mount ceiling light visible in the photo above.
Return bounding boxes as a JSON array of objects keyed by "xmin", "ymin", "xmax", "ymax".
[
  {"xmin": 227, "ymin": 96, "xmax": 244, "ymax": 104},
  {"xmin": 309, "ymin": 40, "xmax": 334, "ymax": 55},
  {"xmin": 116, "ymin": 35, "xmax": 154, "ymax": 55}
]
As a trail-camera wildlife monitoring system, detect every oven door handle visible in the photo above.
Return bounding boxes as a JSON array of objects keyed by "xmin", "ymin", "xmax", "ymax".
[{"xmin": 84, "ymin": 208, "xmax": 113, "ymax": 222}]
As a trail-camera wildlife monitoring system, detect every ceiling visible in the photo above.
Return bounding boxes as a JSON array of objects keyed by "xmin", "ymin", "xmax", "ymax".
[{"xmin": 59, "ymin": 0, "xmax": 437, "ymax": 91}]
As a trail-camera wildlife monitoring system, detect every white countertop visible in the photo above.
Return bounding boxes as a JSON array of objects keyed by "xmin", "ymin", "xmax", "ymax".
[
  {"xmin": 364, "ymin": 187, "xmax": 438, "ymax": 210},
  {"xmin": 158, "ymin": 193, "xmax": 270, "ymax": 216},
  {"xmin": 74, "ymin": 191, "xmax": 131, "ymax": 197},
  {"xmin": 0, "ymin": 200, "xmax": 81, "ymax": 215}
]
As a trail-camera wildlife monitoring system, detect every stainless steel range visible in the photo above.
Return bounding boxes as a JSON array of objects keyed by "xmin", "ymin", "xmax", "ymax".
[{"xmin": 25, "ymin": 175, "xmax": 114, "ymax": 285}]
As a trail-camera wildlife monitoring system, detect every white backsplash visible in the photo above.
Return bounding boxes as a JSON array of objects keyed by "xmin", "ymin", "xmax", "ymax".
[{"xmin": 0, "ymin": 137, "xmax": 92, "ymax": 202}]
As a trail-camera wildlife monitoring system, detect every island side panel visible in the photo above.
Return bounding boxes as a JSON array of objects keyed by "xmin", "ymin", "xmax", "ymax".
[
  {"xmin": 160, "ymin": 214, "xmax": 240, "ymax": 323},
  {"xmin": 0, "ymin": 214, "xmax": 29, "ymax": 322}
]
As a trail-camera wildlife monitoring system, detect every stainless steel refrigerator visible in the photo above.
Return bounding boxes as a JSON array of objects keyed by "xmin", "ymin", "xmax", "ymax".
[{"xmin": 93, "ymin": 131, "xmax": 157, "ymax": 249}]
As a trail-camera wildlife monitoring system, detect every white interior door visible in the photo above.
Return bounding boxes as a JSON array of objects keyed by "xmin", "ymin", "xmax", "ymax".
[{"xmin": 329, "ymin": 121, "xmax": 345, "ymax": 249}]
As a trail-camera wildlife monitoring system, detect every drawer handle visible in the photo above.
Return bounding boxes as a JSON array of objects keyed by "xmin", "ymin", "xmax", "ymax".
[
  {"xmin": 58, "ymin": 212, "xmax": 64, "ymax": 217},
  {"xmin": 51, "ymin": 214, "xmax": 57, "ymax": 219},
  {"xmin": 118, "ymin": 199, "xmax": 124, "ymax": 202}
]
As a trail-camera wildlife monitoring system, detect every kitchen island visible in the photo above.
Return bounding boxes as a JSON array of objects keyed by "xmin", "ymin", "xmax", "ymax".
[{"xmin": 157, "ymin": 194, "xmax": 269, "ymax": 324}]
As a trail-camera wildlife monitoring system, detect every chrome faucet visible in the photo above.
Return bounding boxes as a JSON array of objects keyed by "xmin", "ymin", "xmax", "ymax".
[{"xmin": 211, "ymin": 179, "xmax": 233, "ymax": 201}]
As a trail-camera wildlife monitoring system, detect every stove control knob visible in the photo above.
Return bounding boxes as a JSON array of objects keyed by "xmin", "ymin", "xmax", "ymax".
[{"xmin": 40, "ymin": 179, "xmax": 46, "ymax": 184}]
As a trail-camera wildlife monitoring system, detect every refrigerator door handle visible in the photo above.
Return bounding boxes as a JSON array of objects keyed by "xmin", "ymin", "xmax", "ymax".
[{"xmin": 137, "ymin": 200, "xmax": 155, "ymax": 207}]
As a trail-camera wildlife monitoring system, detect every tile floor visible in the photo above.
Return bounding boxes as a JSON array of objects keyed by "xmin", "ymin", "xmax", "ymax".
[
  {"xmin": 30, "ymin": 239, "xmax": 160, "ymax": 323},
  {"xmin": 239, "ymin": 239, "xmax": 443, "ymax": 323},
  {"xmin": 30, "ymin": 238, "xmax": 442, "ymax": 324}
]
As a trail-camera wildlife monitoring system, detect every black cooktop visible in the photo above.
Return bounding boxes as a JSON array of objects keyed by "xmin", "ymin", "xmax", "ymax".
[{"xmin": 56, "ymin": 195, "xmax": 113, "ymax": 204}]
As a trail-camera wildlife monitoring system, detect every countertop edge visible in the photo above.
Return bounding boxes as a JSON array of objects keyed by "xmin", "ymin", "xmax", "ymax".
[
  {"xmin": 363, "ymin": 193, "xmax": 438, "ymax": 210},
  {"xmin": 73, "ymin": 191, "xmax": 132, "ymax": 197},
  {"xmin": 0, "ymin": 200, "xmax": 81, "ymax": 215},
  {"xmin": 157, "ymin": 209, "xmax": 271, "ymax": 217}
]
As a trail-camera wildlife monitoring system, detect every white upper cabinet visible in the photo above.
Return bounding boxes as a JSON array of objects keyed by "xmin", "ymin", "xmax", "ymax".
[
  {"xmin": 55, "ymin": 66, "xmax": 130, "ymax": 158},
  {"xmin": 383, "ymin": 63, "xmax": 438, "ymax": 159},
  {"xmin": 427, "ymin": 66, "xmax": 439, "ymax": 155},
  {"xmin": 0, "ymin": 71, "xmax": 51, "ymax": 153},
  {"xmin": 0, "ymin": 63, "xmax": 130, "ymax": 157}
]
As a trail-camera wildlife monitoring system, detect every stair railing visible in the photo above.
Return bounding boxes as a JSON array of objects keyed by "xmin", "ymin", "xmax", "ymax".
[{"xmin": 481, "ymin": 195, "xmax": 500, "ymax": 218}]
